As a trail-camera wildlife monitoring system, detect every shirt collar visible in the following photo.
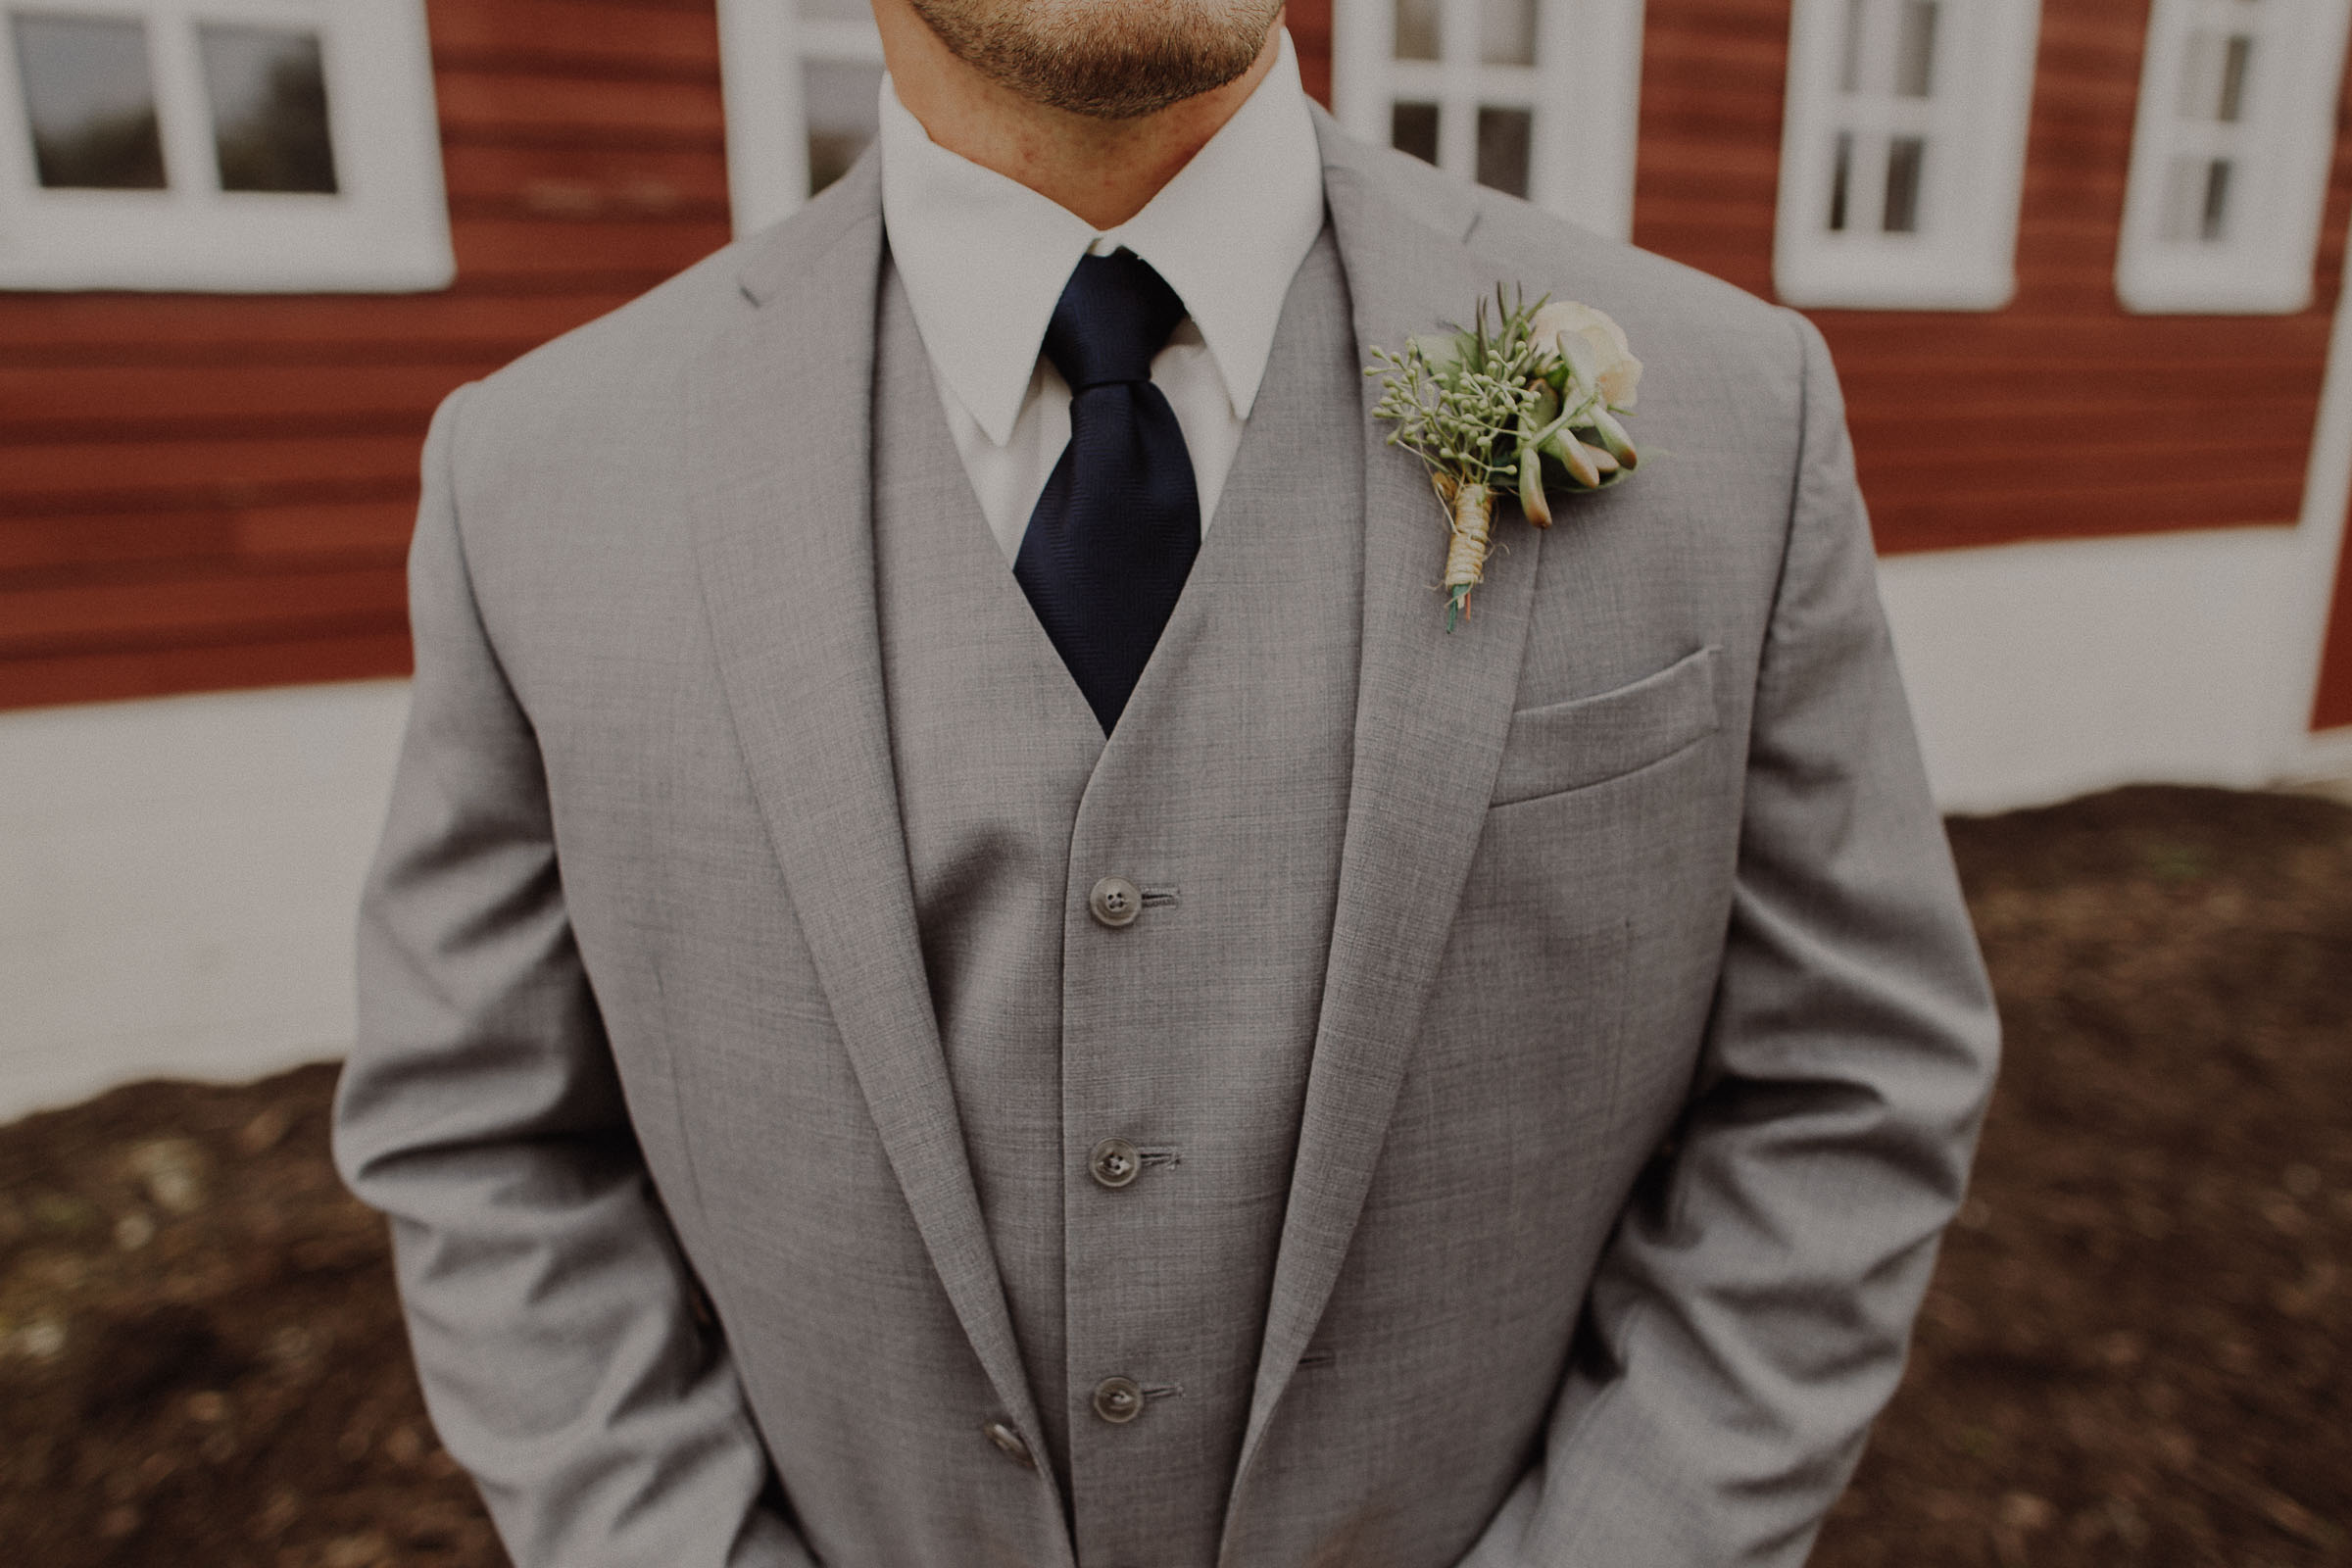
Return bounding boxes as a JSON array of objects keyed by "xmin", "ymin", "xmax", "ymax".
[{"xmin": 878, "ymin": 29, "xmax": 1326, "ymax": 447}]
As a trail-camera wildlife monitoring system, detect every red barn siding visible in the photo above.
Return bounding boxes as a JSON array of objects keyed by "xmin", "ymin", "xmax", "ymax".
[
  {"xmin": 1635, "ymin": 0, "xmax": 2352, "ymax": 556},
  {"xmin": 0, "ymin": 0, "xmax": 731, "ymax": 710},
  {"xmin": 2315, "ymin": 510, "xmax": 2352, "ymax": 729},
  {"xmin": 1291, "ymin": 0, "xmax": 1336, "ymax": 109},
  {"xmin": 10, "ymin": 0, "xmax": 2347, "ymax": 713}
]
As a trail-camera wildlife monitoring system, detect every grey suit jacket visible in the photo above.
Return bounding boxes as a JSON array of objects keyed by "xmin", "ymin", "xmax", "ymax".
[{"xmin": 334, "ymin": 113, "xmax": 1999, "ymax": 1568}]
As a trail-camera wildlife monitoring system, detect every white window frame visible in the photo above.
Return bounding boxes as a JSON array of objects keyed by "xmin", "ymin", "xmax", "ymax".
[
  {"xmin": 1774, "ymin": 0, "xmax": 2041, "ymax": 310},
  {"xmin": 2116, "ymin": 0, "xmax": 2350, "ymax": 314},
  {"xmin": 1333, "ymin": 0, "xmax": 1645, "ymax": 240},
  {"xmin": 716, "ymin": 0, "xmax": 883, "ymax": 237},
  {"xmin": 0, "ymin": 0, "xmax": 450, "ymax": 291}
]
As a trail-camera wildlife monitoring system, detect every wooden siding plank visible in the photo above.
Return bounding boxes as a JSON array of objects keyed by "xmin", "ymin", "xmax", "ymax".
[
  {"xmin": 0, "ymin": 365, "xmax": 469, "ymax": 423},
  {"xmin": 0, "ymin": 294, "xmax": 640, "ymax": 360},
  {"xmin": 1854, "ymin": 440, "xmax": 2311, "ymax": 488},
  {"xmin": 432, "ymin": 70, "xmax": 726, "ymax": 142},
  {"xmin": 427, "ymin": 0, "xmax": 720, "ymax": 74},
  {"xmin": 0, "ymin": 502, "xmax": 416, "ymax": 574},
  {"xmin": 0, "ymin": 512, "xmax": 238, "ymax": 575},
  {"xmin": 0, "ymin": 436, "xmax": 424, "ymax": 499},
  {"xmin": 0, "ymin": 564, "xmax": 408, "ymax": 652},
  {"xmin": 0, "ymin": 632, "xmax": 412, "ymax": 710},
  {"xmin": 450, "ymin": 217, "xmax": 731, "ymax": 276},
  {"xmin": 441, "ymin": 144, "xmax": 732, "ymax": 213},
  {"xmin": 234, "ymin": 502, "xmax": 417, "ymax": 562}
]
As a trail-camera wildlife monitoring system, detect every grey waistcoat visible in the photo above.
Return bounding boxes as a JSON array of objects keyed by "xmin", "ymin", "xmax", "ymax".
[{"xmin": 871, "ymin": 228, "xmax": 1364, "ymax": 1566}]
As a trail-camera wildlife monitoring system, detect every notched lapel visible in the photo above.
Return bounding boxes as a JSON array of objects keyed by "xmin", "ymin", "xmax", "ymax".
[
  {"xmin": 1230, "ymin": 122, "xmax": 1545, "ymax": 1520},
  {"xmin": 680, "ymin": 159, "xmax": 1054, "ymax": 1489}
]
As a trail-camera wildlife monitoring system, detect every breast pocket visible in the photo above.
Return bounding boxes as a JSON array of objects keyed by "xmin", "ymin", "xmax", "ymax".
[{"xmin": 1490, "ymin": 645, "xmax": 1722, "ymax": 806}]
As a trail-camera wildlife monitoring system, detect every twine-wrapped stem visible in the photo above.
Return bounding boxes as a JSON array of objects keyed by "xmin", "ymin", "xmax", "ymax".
[{"xmin": 1443, "ymin": 480, "xmax": 1494, "ymax": 632}]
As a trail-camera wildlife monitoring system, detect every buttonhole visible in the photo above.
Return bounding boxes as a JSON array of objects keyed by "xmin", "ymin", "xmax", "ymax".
[
  {"xmin": 1141, "ymin": 1382, "xmax": 1184, "ymax": 1401},
  {"xmin": 1298, "ymin": 1347, "xmax": 1338, "ymax": 1370},
  {"xmin": 1140, "ymin": 886, "xmax": 1180, "ymax": 907},
  {"xmin": 1139, "ymin": 1149, "xmax": 1182, "ymax": 1170}
]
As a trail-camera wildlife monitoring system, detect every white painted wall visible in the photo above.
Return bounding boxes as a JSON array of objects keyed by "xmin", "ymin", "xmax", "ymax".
[
  {"xmin": 0, "ymin": 680, "xmax": 410, "ymax": 1123},
  {"xmin": 1878, "ymin": 527, "xmax": 2313, "ymax": 813}
]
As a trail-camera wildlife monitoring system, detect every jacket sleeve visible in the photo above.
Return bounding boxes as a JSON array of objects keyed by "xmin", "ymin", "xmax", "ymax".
[
  {"xmin": 1457, "ymin": 310, "xmax": 2001, "ymax": 1566},
  {"xmin": 332, "ymin": 386, "xmax": 818, "ymax": 1568}
]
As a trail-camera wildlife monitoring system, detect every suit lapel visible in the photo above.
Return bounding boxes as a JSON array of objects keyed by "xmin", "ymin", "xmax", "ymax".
[
  {"xmin": 680, "ymin": 160, "xmax": 1054, "ymax": 1489},
  {"xmin": 1231, "ymin": 123, "xmax": 1545, "ymax": 1500}
]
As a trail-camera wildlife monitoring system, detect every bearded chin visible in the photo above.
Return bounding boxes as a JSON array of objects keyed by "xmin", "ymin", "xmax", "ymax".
[{"xmin": 908, "ymin": 0, "xmax": 1283, "ymax": 120}]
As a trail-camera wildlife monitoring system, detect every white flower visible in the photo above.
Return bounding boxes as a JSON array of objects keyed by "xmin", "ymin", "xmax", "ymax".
[{"xmin": 1531, "ymin": 301, "xmax": 1642, "ymax": 412}]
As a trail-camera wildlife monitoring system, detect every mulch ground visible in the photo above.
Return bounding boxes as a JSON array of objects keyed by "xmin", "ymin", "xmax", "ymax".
[{"xmin": 1, "ymin": 784, "xmax": 2345, "ymax": 1567}]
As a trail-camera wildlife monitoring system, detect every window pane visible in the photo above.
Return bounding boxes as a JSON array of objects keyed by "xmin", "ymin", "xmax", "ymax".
[
  {"xmin": 1476, "ymin": 106, "xmax": 1531, "ymax": 197},
  {"xmin": 2217, "ymin": 34, "xmax": 2251, "ymax": 122},
  {"xmin": 1827, "ymin": 130, "xmax": 1853, "ymax": 230},
  {"xmin": 2178, "ymin": 28, "xmax": 2254, "ymax": 121},
  {"xmin": 1838, "ymin": 0, "xmax": 1866, "ymax": 91},
  {"xmin": 2158, "ymin": 154, "xmax": 2233, "ymax": 241},
  {"xmin": 805, "ymin": 57, "xmax": 881, "ymax": 195},
  {"xmin": 1395, "ymin": 0, "xmax": 1440, "ymax": 61},
  {"xmin": 2200, "ymin": 158, "xmax": 2233, "ymax": 238},
  {"xmin": 1392, "ymin": 100, "xmax": 1439, "ymax": 164},
  {"xmin": 200, "ymin": 25, "xmax": 335, "ymax": 194},
  {"xmin": 1894, "ymin": 0, "xmax": 1937, "ymax": 96},
  {"xmin": 2160, "ymin": 152, "xmax": 2206, "ymax": 238},
  {"xmin": 1882, "ymin": 134, "xmax": 1925, "ymax": 231},
  {"xmin": 1482, "ymin": 0, "xmax": 1537, "ymax": 66},
  {"xmin": 11, "ymin": 12, "xmax": 165, "ymax": 189}
]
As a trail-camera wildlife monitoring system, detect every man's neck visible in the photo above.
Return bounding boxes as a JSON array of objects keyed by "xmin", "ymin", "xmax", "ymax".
[{"xmin": 871, "ymin": 0, "xmax": 1282, "ymax": 230}]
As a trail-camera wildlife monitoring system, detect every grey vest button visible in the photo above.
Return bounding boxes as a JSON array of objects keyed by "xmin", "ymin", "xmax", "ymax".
[
  {"xmin": 1087, "ymin": 875, "xmax": 1142, "ymax": 928},
  {"xmin": 1089, "ymin": 1137, "xmax": 1142, "ymax": 1189},
  {"xmin": 1091, "ymin": 1375, "xmax": 1144, "ymax": 1424},
  {"xmin": 980, "ymin": 1419, "xmax": 1035, "ymax": 1468}
]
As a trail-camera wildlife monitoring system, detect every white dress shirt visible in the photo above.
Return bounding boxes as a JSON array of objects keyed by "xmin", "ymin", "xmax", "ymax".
[{"xmin": 876, "ymin": 31, "xmax": 1327, "ymax": 564}]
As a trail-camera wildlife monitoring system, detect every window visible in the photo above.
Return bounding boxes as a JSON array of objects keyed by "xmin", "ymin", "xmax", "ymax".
[
  {"xmin": 1332, "ymin": 0, "xmax": 1645, "ymax": 239},
  {"xmin": 2116, "ymin": 0, "xmax": 2350, "ymax": 313},
  {"xmin": 1774, "ymin": 0, "xmax": 2041, "ymax": 309},
  {"xmin": 0, "ymin": 0, "xmax": 450, "ymax": 290},
  {"xmin": 716, "ymin": 0, "xmax": 884, "ymax": 236}
]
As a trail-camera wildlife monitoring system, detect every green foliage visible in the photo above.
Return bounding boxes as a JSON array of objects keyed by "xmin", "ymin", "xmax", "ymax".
[
  {"xmin": 1369, "ymin": 291, "xmax": 1546, "ymax": 490},
  {"xmin": 1366, "ymin": 286, "xmax": 1634, "ymax": 501}
]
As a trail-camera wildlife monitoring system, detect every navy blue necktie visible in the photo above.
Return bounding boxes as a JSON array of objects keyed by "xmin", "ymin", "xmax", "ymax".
[{"xmin": 1013, "ymin": 250, "xmax": 1200, "ymax": 733}]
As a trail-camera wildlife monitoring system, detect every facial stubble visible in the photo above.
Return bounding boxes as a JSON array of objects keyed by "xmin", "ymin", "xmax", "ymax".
[{"xmin": 905, "ymin": 0, "xmax": 1286, "ymax": 120}]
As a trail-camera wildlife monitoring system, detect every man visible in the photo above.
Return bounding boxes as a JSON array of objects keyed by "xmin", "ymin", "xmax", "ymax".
[{"xmin": 332, "ymin": 0, "xmax": 2000, "ymax": 1559}]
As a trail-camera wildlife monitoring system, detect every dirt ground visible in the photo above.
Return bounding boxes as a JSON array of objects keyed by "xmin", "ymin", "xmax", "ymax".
[{"xmin": 1, "ymin": 784, "xmax": 2344, "ymax": 1567}]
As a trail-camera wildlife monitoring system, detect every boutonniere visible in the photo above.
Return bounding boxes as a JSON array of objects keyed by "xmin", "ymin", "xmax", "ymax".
[{"xmin": 1368, "ymin": 290, "xmax": 1642, "ymax": 630}]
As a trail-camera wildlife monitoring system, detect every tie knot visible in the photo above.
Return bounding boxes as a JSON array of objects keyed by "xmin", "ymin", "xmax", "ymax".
[{"xmin": 1042, "ymin": 250, "xmax": 1189, "ymax": 392}]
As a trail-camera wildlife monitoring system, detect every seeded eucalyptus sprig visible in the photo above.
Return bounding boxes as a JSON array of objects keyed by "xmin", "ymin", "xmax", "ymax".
[{"xmin": 1369, "ymin": 285, "xmax": 1643, "ymax": 631}]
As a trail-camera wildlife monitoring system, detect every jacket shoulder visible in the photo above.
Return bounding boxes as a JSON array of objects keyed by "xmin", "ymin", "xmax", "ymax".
[{"xmin": 460, "ymin": 239, "xmax": 748, "ymax": 441}]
